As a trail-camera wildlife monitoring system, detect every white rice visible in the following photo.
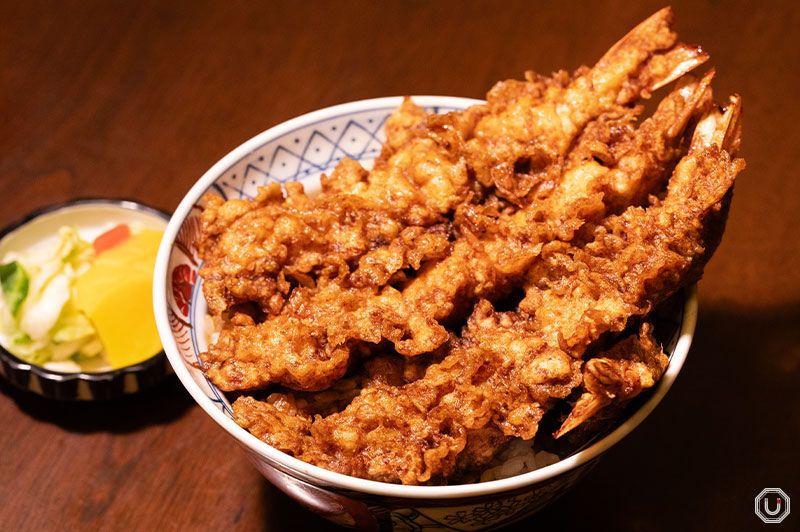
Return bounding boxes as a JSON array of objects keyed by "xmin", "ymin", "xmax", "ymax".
[{"xmin": 479, "ymin": 438, "xmax": 561, "ymax": 482}]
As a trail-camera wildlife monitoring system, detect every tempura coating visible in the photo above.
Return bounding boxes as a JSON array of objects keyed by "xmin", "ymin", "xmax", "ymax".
[
  {"xmin": 200, "ymin": 8, "xmax": 745, "ymax": 485},
  {"xmin": 518, "ymin": 99, "xmax": 744, "ymax": 354},
  {"xmin": 321, "ymin": 98, "xmax": 477, "ymax": 220},
  {"xmin": 232, "ymin": 94, "xmax": 743, "ymax": 484},
  {"xmin": 198, "ymin": 183, "xmax": 408, "ymax": 316},
  {"xmin": 233, "ymin": 304, "xmax": 582, "ymax": 484},
  {"xmin": 387, "ymin": 69, "xmax": 715, "ymax": 356},
  {"xmin": 464, "ymin": 6, "xmax": 707, "ymax": 205},
  {"xmin": 200, "ymin": 7, "xmax": 714, "ymax": 393},
  {"xmin": 553, "ymin": 322, "xmax": 668, "ymax": 439},
  {"xmin": 199, "ymin": 98, "xmax": 474, "ymax": 318}
]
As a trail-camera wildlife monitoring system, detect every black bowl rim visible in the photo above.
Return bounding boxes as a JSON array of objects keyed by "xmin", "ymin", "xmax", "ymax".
[{"xmin": 0, "ymin": 198, "xmax": 170, "ymax": 399}]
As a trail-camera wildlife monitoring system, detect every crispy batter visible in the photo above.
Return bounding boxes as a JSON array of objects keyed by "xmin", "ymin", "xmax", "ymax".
[
  {"xmin": 553, "ymin": 322, "xmax": 668, "ymax": 439},
  {"xmin": 199, "ymin": 98, "xmax": 472, "ymax": 318},
  {"xmin": 465, "ymin": 6, "xmax": 707, "ymax": 205},
  {"xmin": 198, "ymin": 183, "xmax": 409, "ymax": 316},
  {"xmin": 198, "ymin": 8, "xmax": 744, "ymax": 485},
  {"xmin": 397, "ymin": 71, "xmax": 715, "ymax": 347},
  {"xmin": 233, "ymin": 305, "xmax": 582, "ymax": 484},
  {"xmin": 322, "ymin": 98, "xmax": 476, "ymax": 219},
  {"xmin": 201, "ymin": 277, "xmax": 454, "ymax": 391},
  {"xmin": 518, "ymin": 100, "xmax": 744, "ymax": 353},
  {"xmin": 200, "ymin": 8, "xmax": 713, "ymax": 393},
  {"xmin": 232, "ymin": 93, "xmax": 743, "ymax": 484}
]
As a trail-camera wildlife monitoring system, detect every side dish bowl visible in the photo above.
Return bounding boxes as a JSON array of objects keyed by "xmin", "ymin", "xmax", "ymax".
[
  {"xmin": 0, "ymin": 199, "xmax": 170, "ymax": 400},
  {"xmin": 154, "ymin": 97, "xmax": 697, "ymax": 531}
]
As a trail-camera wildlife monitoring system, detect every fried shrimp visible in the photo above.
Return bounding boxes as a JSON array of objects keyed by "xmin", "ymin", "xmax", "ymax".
[
  {"xmin": 199, "ymin": 8, "xmax": 714, "ymax": 393},
  {"xmin": 232, "ymin": 94, "xmax": 743, "ymax": 484},
  {"xmin": 197, "ymin": 8, "xmax": 744, "ymax": 484}
]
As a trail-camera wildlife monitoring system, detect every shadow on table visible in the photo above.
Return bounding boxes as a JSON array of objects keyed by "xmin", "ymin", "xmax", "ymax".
[
  {"xmin": 506, "ymin": 300, "xmax": 800, "ymax": 531},
  {"xmin": 261, "ymin": 478, "xmax": 344, "ymax": 531},
  {"xmin": 253, "ymin": 301, "xmax": 799, "ymax": 531},
  {"xmin": 0, "ymin": 372, "xmax": 195, "ymax": 433}
]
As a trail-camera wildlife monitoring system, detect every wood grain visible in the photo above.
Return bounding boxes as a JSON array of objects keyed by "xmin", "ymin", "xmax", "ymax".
[{"xmin": 1, "ymin": 1, "xmax": 798, "ymax": 530}]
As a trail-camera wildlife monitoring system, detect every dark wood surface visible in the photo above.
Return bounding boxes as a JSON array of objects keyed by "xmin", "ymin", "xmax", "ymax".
[{"xmin": 1, "ymin": 1, "xmax": 798, "ymax": 530}]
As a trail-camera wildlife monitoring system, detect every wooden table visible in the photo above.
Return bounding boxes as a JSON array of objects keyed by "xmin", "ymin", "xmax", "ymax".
[{"xmin": 2, "ymin": 1, "xmax": 798, "ymax": 530}]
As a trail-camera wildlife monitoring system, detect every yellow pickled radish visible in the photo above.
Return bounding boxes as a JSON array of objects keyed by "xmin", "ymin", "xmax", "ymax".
[{"xmin": 74, "ymin": 229, "xmax": 163, "ymax": 369}]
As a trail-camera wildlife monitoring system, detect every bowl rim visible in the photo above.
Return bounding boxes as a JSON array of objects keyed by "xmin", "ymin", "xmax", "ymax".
[
  {"xmin": 154, "ymin": 95, "xmax": 698, "ymax": 500},
  {"xmin": 0, "ymin": 198, "xmax": 170, "ymax": 388}
]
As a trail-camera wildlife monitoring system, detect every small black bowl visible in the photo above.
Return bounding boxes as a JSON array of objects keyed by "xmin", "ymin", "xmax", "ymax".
[{"xmin": 0, "ymin": 199, "xmax": 171, "ymax": 400}]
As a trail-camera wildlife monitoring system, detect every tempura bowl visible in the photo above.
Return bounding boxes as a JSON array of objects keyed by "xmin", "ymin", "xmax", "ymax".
[{"xmin": 154, "ymin": 97, "xmax": 697, "ymax": 531}]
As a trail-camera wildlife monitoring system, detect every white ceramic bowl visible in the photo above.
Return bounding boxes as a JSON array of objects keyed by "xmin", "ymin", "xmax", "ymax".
[{"xmin": 153, "ymin": 97, "xmax": 697, "ymax": 531}]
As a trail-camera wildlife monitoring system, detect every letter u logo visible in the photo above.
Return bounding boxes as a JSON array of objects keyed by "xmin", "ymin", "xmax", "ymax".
[{"xmin": 764, "ymin": 498, "xmax": 782, "ymax": 516}]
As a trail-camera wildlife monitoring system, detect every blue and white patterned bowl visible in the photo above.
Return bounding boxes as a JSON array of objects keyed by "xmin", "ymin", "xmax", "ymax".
[{"xmin": 153, "ymin": 97, "xmax": 697, "ymax": 531}]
